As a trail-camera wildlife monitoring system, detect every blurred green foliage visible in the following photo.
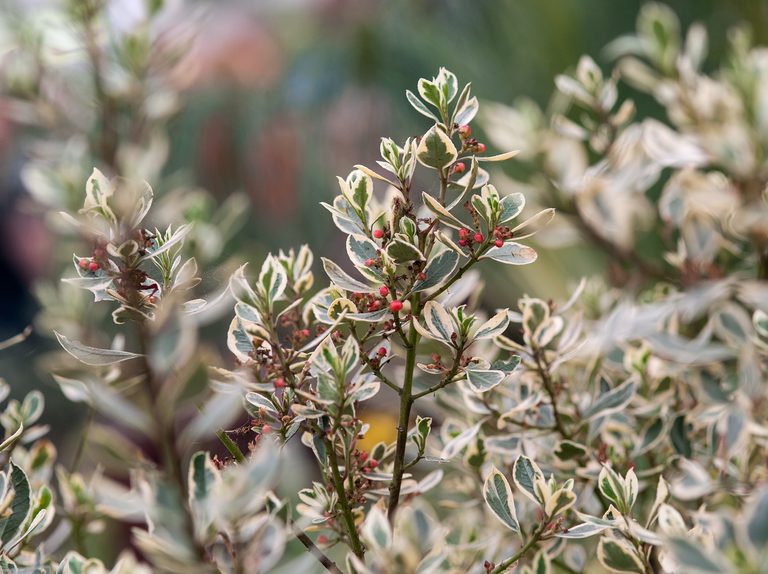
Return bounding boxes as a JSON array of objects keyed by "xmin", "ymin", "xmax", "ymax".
[{"xmin": 166, "ymin": 0, "xmax": 767, "ymax": 300}]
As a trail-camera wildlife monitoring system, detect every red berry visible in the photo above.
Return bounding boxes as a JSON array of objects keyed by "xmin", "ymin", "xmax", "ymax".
[
  {"xmin": 377, "ymin": 347, "xmax": 387, "ymax": 357},
  {"xmin": 458, "ymin": 124, "xmax": 471, "ymax": 138},
  {"xmin": 301, "ymin": 328, "xmax": 311, "ymax": 338},
  {"xmin": 458, "ymin": 228, "xmax": 470, "ymax": 239},
  {"xmin": 458, "ymin": 239, "xmax": 467, "ymax": 247},
  {"xmin": 365, "ymin": 258, "xmax": 374, "ymax": 267},
  {"xmin": 88, "ymin": 261, "xmax": 100, "ymax": 272},
  {"xmin": 452, "ymin": 162, "xmax": 466, "ymax": 174},
  {"xmin": 474, "ymin": 233, "xmax": 484, "ymax": 243},
  {"xmin": 476, "ymin": 142, "xmax": 486, "ymax": 153},
  {"xmin": 369, "ymin": 300, "xmax": 381, "ymax": 311},
  {"xmin": 360, "ymin": 451, "xmax": 368, "ymax": 462},
  {"xmin": 495, "ymin": 239, "xmax": 504, "ymax": 248},
  {"xmin": 78, "ymin": 259, "xmax": 88, "ymax": 269},
  {"xmin": 389, "ymin": 300, "xmax": 403, "ymax": 313},
  {"xmin": 379, "ymin": 285, "xmax": 389, "ymax": 297},
  {"xmin": 373, "ymin": 229, "xmax": 384, "ymax": 239},
  {"xmin": 368, "ymin": 458, "xmax": 379, "ymax": 469},
  {"xmin": 417, "ymin": 272, "xmax": 427, "ymax": 281},
  {"xmin": 275, "ymin": 378, "xmax": 286, "ymax": 389}
]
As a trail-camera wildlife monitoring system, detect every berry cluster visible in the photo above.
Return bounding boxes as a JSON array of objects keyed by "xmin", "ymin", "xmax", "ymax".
[
  {"xmin": 78, "ymin": 243, "xmax": 107, "ymax": 273},
  {"xmin": 456, "ymin": 124, "xmax": 486, "ymax": 154},
  {"xmin": 458, "ymin": 227, "xmax": 485, "ymax": 247},
  {"xmin": 349, "ymin": 290, "xmax": 388, "ymax": 313}
]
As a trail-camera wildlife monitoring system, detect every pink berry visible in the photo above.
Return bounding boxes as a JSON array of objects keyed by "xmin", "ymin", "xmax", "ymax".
[
  {"xmin": 458, "ymin": 239, "xmax": 467, "ymax": 247},
  {"xmin": 476, "ymin": 142, "xmax": 486, "ymax": 153},
  {"xmin": 379, "ymin": 285, "xmax": 389, "ymax": 297},
  {"xmin": 495, "ymin": 239, "xmax": 504, "ymax": 248},
  {"xmin": 78, "ymin": 259, "xmax": 88, "ymax": 269},
  {"xmin": 377, "ymin": 347, "xmax": 387, "ymax": 357},
  {"xmin": 365, "ymin": 258, "xmax": 374, "ymax": 267},
  {"xmin": 473, "ymin": 233, "xmax": 484, "ymax": 243},
  {"xmin": 389, "ymin": 300, "xmax": 403, "ymax": 313},
  {"xmin": 373, "ymin": 229, "xmax": 384, "ymax": 239},
  {"xmin": 458, "ymin": 228, "xmax": 470, "ymax": 239},
  {"xmin": 452, "ymin": 162, "xmax": 466, "ymax": 174},
  {"xmin": 88, "ymin": 261, "xmax": 99, "ymax": 272},
  {"xmin": 458, "ymin": 125, "xmax": 471, "ymax": 138},
  {"xmin": 368, "ymin": 458, "xmax": 379, "ymax": 469},
  {"xmin": 275, "ymin": 378, "xmax": 286, "ymax": 389}
]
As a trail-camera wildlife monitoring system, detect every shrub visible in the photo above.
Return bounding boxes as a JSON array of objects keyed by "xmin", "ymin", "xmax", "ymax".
[{"xmin": 0, "ymin": 2, "xmax": 766, "ymax": 574}]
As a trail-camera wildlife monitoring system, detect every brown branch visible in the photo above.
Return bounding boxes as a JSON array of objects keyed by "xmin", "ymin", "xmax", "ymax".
[{"xmin": 295, "ymin": 530, "xmax": 344, "ymax": 574}]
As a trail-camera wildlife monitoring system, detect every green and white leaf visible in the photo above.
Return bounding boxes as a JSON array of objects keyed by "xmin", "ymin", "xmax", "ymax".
[
  {"xmin": 481, "ymin": 242, "xmax": 538, "ymax": 265},
  {"xmin": 362, "ymin": 505, "xmax": 392, "ymax": 551},
  {"xmin": 666, "ymin": 537, "xmax": 729, "ymax": 574},
  {"xmin": 597, "ymin": 536, "xmax": 646, "ymax": 573},
  {"xmin": 464, "ymin": 368, "xmax": 506, "ymax": 393},
  {"xmin": 598, "ymin": 466, "xmax": 628, "ymax": 512},
  {"xmin": 556, "ymin": 522, "xmax": 612, "ymax": 539},
  {"xmin": 321, "ymin": 258, "xmax": 377, "ymax": 293},
  {"xmin": 54, "ymin": 332, "xmax": 142, "ymax": 366},
  {"xmin": 422, "ymin": 192, "xmax": 466, "ymax": 230},
  {"xmin": 471, "ymin": 310, "xmax": 509, "ymax": 340},
  {"xmin": 583, "ymin": 379, "xmax": 637, "ymax": 420},
  {"xmin": 512, "ymin": 208, "xmax": 556, "ymax": 240},
  {"xmin": 0, "ymin": 463, "xmax": 30, "ymax": 545},
  {"xmin": 498, "ymin": 193, "xmax": 526, "ymax": 223},
  {"xmin": 386, "ymin": 238, "xmax": 424, "ymax": 263},
  {"xmin": 513, "ymin": 455, "xmax": 545, "ymax": 505},
  {"xmin": 412, "ymin": 249, "xmax": 459, "ymax": 292},
  {"xmin": 482, "ymin": 466, "xmax": 520, "ymax": 535},
  {"xmin": 545, "ymin": 488, "xmax": 577, "ymax": 518},
  {"xmin": 440, "ymin": 422, "xmax": 481, "ymax": 460},
  {"xmin": 406, "ymin": 89, "xmax": 440, "ymax": 122},
  {"xmin": 418, "ymin": 301, "xmax": 455, "ymax": 344},
  {"xmin": 454, "ymin": 95, "xmax": 479, "ymax": 126},
  {"xmin": 477, "ymin": 150, "xmax": 520, "ymax": 162},
  {"xmin": 416, "ymin": 126, "xmax": 458, "ymax": 170}
]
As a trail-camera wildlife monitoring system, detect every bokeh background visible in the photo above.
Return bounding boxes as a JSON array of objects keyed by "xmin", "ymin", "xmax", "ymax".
[{"xmin": 0, "ymin": 0, "xmax": 764, "ymax": 563}]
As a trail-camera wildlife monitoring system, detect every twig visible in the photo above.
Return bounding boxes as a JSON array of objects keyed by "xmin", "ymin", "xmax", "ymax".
[
  {"xmin": 295, "ymin": 530, "xmax": 344, "ymax": 574},
  {"xmin": 326, "ymin": 437, "xmax": 365, "ymax": 559},
  {"xmin": 490, "ymin": 525, "xmax": 544, "ymax": 574},
  {"xmin": 216, "ymin": 429, "xmax": 246, "ymax": 463},
  {"xmin": 387, "ymin": 321, "xmax": 419, "ymax": 522},
  {"xmin": 533, "ymin": 348, "xmax": 571, "ymax": 439}
]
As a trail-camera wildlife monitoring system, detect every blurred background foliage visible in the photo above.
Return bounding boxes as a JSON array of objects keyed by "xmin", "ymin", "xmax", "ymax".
[
  {"xmin": 164, "ymin": 0, "xmax": 768, "ymax": 297},
  {"xmin": 2, "ymin": 0, "xmax": 765, "ymax": 327}
]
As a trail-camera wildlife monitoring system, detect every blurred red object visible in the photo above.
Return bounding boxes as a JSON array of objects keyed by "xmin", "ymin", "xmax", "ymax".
[{"xmin": 172, "ymin": 7, "xmax": 283, "ymax": 90}]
